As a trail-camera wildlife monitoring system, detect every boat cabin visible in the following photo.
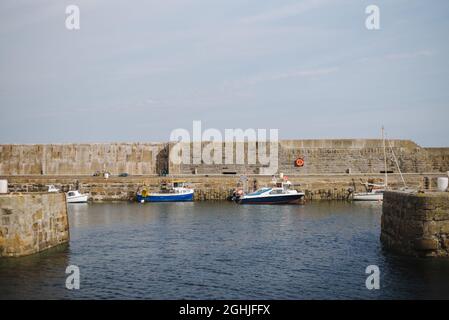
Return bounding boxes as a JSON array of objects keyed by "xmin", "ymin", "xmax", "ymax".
[
  {"xmin": 173, "ymin": 181, "xmax": 186, "ymax": 188},
  {"xmin": 275, "ymin": 181, "xmax": 293, "ymax": 190},
  {"xmin": 157, "ymin": 181, "xmax": 190, "ymax": 194}
]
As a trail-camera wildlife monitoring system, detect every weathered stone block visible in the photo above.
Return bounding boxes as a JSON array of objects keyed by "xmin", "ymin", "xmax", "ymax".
[
  {"xmin": 0, "ymin": 193, "xmax": 69, "ymax": 257},
  {"xmin": 423, "ymin": 221, "xmax": 439, "ymax": 236},
  {"xmin": 433, "ymin": 209, "xmax": 449, "ymax": 221},
  {"xmin": 382, "ymin": 191, "xmax": 449, "ymax": 257},
  {"xmin": 440, "ymin": 221, "xmax": 449, "ymax": 234},
  {"xmin": 414, "ymin": 238, "xmax": 439, "ymax": 251},
  {"xmin": 442, "ymin": 237, "xmax": 449, "ymax": 249}
]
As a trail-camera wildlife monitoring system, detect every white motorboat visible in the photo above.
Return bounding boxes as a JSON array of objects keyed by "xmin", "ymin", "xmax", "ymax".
[
  {"xmin": 66, "ymin": 190, "xmax": 89, "ymax": 203},
  {"xmin": 235, "ymin": 179, "xmax": 305, "ymax": 204}
]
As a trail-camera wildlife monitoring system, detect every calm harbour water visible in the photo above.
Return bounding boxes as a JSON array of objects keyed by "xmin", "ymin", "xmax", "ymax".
[{"xmin": 1, "ymin": 201, "xmax": 449, "ymax": 300}]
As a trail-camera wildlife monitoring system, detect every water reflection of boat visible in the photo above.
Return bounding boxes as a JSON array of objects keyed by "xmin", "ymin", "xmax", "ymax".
[
  {"xmin": 235, "ymin": 180, "xmax": 305, "ymax": 205},
  {"xmin": 136, "ymin": 181, "xmax": 194, "ymax": 203}
]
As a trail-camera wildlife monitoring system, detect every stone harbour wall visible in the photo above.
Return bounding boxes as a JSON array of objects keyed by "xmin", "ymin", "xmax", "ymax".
[
  {"xmin": 279, "ymin": 139, "xmax": 431, "ymax": 174},
  {"xmin": 0, "ymin": 193, "xmax": 69, "ymax": 257},
  {"xmin": 169, "ymin": 140, "xmax": 449, "ymax": 175},
  {"xmin": 0, "ymin": 143, "xmax": 167, "ymax": 176},
  {"xmin": 1, "ymin": 173, "xmax": 442, "ymax": 202},
  {"xmin": 381, "ymin": 191, "xmax": 449, "ymax": 257},
  {"xmin": 425, "ymin": 148, "xmax": 449, "ymax": 173},
  {"xmin": 1, "ymin": 140, "xmax": 448, "ymax": 177}
]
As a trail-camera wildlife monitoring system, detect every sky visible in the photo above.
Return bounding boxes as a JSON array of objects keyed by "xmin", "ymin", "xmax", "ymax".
[{"xmin": 0, "ymin": 0, "xmax": 448, "ymax": 146}]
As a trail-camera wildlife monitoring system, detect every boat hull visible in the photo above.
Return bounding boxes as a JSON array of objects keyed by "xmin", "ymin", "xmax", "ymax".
[
  {"xmin": 238, "ymin": 194, "xmax": 304, "ymax": 204},
  {"xmin": 353, "ymin": 193, "xmax": 383, "ymax": 201},
  {"xmin": 67, "ymin": 195, "xmax": 89, "ymax": 203},
  {"xmin": 136, "ymin": 192, "xmax": 194, "ymax": 202}
]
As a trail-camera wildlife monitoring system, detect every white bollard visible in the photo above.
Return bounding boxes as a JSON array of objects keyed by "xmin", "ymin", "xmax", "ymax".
[
  {"xmin": 0, "ymin": 180, "xmax": 8, "ymax": 194},
  {"xmin": 437, "ymin": 177, "xmax": 449, "ymax": 192}
]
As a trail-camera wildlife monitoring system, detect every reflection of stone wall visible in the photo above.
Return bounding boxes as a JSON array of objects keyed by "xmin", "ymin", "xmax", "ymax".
[
  {"xmin": 381, "ymin": 191, "xmax": 449, "ymax": 258},
  {"xmin": 0, "ymin": 143, "xmax": 166, "ymax": 175},
  {"xmin": 0, "ymin": 193, "xmax": 69, "ymax": 257}
]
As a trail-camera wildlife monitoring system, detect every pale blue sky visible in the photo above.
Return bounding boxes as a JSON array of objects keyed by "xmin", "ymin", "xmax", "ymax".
[{"xmin": 0, "ymin": 0, "xmax": 448, "ymax": 146}]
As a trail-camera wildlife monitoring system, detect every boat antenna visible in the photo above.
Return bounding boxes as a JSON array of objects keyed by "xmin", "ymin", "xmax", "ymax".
[{"xmin": 382, "ymin": 126, "xmax": 388, "ymax": 189}]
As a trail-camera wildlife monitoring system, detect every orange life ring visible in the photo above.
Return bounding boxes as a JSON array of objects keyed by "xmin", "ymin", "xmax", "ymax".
[{"xmin": 295, "ymin": 158, "xmax": 305, "ymax": 167}]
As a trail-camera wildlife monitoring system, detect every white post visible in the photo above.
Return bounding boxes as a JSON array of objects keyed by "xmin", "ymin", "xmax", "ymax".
[{"xmin": 0, "ymin": 180, "xmax": 8, "ymax": 194}]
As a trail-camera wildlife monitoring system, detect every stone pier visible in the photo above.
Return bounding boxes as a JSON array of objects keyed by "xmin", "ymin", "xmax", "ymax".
[
  {"xmin": 1, "ymin": 173, "xmax": 440, "ymax": 202},
  {"xmin": 0, "ymin": 193, "xmax": 69, "ymax": 257},
  {"xmin": 381, "ymin": 191, "xmax": 449, "ymax": 257}
]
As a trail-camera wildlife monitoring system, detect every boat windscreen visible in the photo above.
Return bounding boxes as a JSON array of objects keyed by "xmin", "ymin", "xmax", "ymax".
[{"xmin": 247, "ymin": 188, "xmax": 271, "ymax": 196}]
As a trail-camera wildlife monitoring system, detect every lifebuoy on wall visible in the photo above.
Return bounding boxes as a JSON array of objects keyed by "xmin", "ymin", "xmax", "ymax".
[{"xmin": 295, "ymin": 157, "xmax": 305, "ymax": 167}]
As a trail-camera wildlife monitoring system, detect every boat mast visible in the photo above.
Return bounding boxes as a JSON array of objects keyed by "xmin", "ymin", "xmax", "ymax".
[
  {"xmin": 387, "ymin": 137, "xmax": 407, "ymax": 188},
  {"xmin": 382, "ymin": 126, "xmax": 388, "ymax": 189}
]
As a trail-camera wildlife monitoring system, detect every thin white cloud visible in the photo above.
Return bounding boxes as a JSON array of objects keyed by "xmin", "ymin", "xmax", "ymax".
[
  {"xmin": 385, "ymin": 50, "xmax": 435, "ymax": 60},
  {"xmin": 356, "ymin": 50, "xmax": 436, "ymax": 65},
  {"xmin": 240, "ymin": 0, "xmax": 332, "ymax": 24},
  {"xmin": 226, "ymin": 66, "xmax": 339, "ymax": 87}
]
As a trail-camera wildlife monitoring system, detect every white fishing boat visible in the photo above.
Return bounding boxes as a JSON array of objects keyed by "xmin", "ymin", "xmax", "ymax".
[
  {"xmin": 66, "ymin": 190, "xmax": 89, "ymax": 203},
  {"xmin": 136, "ymin": 181, "xmax": 194, "ymax": 203}
]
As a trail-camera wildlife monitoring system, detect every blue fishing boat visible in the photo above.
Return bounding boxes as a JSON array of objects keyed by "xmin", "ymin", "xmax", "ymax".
[{"xmin": 136, "ymin": 181, "xmax": 194, "ymax": 203}]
